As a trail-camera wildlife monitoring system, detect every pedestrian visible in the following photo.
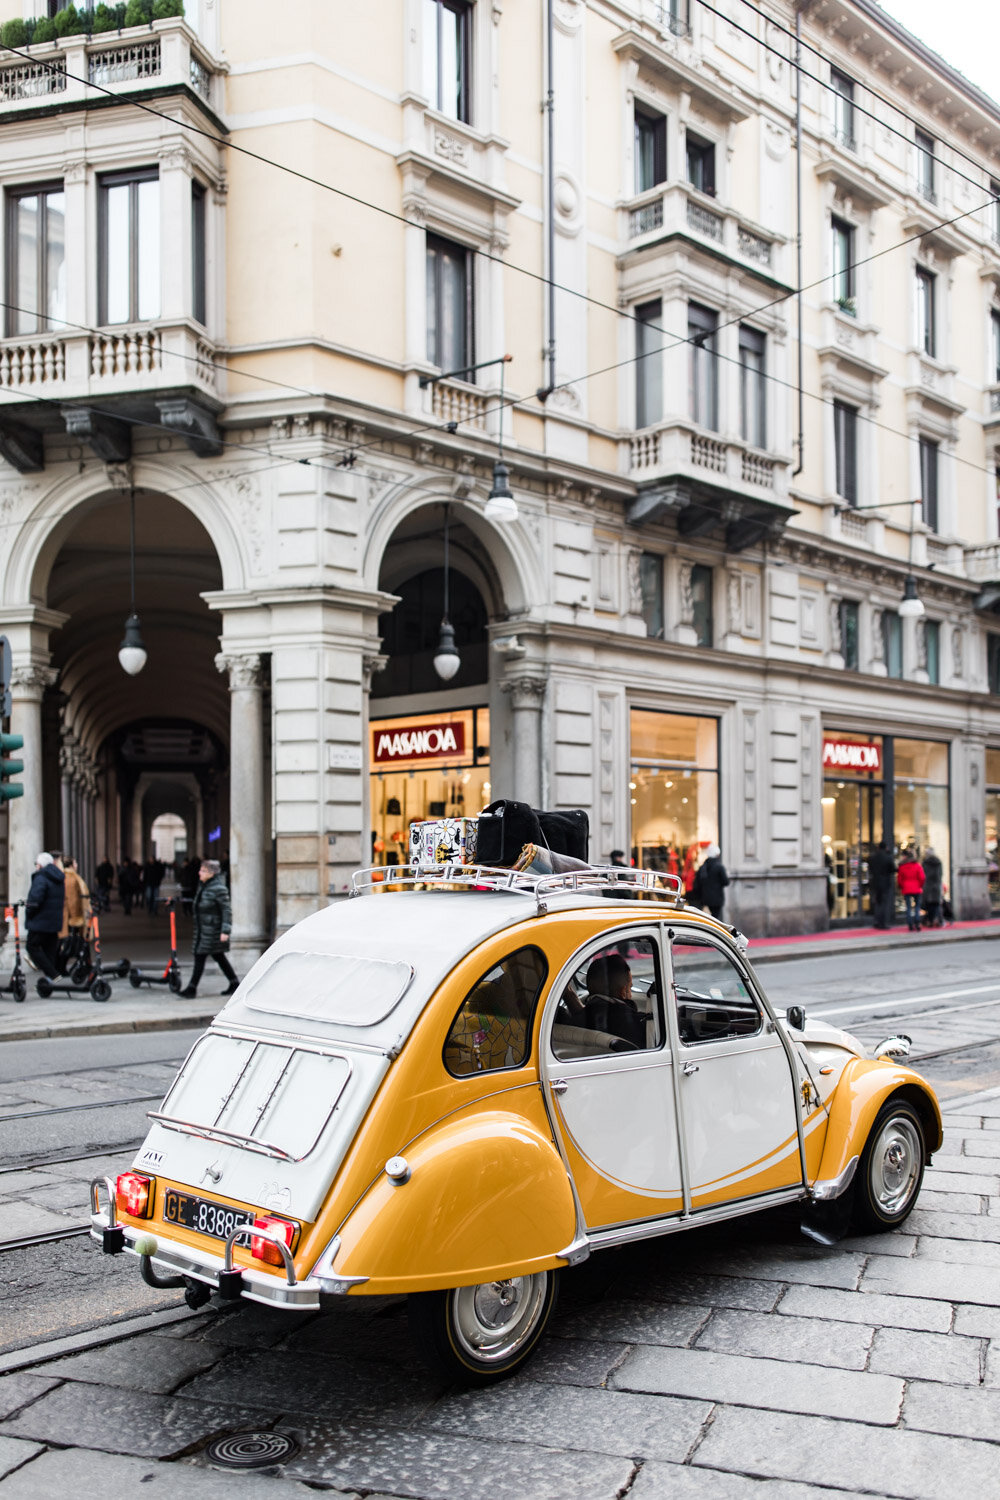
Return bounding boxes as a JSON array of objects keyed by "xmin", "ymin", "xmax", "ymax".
[
  {"xmin": 691, "ymin": 843, "xmax": 729, "ymax": 921},
  {"xmin": 59, "ymin": 855, "xmax": 91, "ymax": 970},
  {"xmin": 897, "ymin": 848, "xmax": 925, "ymax": 932},
  {"xmin": 118, "ymin": 859, "xmax": 133, "ymax": 915},
  {"xmin": 868, "ymin": 840, "xmax": 896, "ymax": 930},
  {"xmin": 95, "ymin": 855, "xmax": 114, "ymax": 913},
  {"xmin": 921, "ymin": 847, "xmax": 944, "ymax": 928},
  {"xmin": 24, "ymin": 852, "xmax": 65, "ymax": 981},
  {"xmin": 609, "ymin": 849, "xmax": 629, "ymax": 868},
  {"xmin": 181, "ymin": 859, "xmax": 240, "ymax": 998}
]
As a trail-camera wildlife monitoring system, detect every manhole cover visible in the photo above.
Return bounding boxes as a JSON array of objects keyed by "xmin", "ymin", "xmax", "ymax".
[{"xmin": 206, "ymin": 1432, "xmax": 300, "ymax": 1470}]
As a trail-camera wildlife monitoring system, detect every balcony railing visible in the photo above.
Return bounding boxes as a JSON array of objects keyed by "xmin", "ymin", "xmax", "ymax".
[
  {"xmin": 628, "ymin": 419, "xmax": 788, "ymax": 501},
  {"xmin": 624, "ymin": 182, "xmax": 781, "ymax": 277},
  {"xmin": 429, "ymin": 377, "xmax": 487, "ymax": 431},
  {"xmin": 0, "ymin": 17, "xmax": 221, "ymax": 115},
  {"xmin": 0, "ymin": 321, "xmax": 219, "ymax": 400}
]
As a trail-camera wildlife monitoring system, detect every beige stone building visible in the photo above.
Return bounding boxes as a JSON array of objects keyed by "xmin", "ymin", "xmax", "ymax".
[{"xmin": 2, "ymin": 0, "xmax": 1000, "ymax": 947}]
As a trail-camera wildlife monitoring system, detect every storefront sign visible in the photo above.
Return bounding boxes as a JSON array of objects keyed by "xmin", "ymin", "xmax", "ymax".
[
  {"xmin": 822, "ymin": 738, "xmax": 881, "ymax": 773},
  {"xmin": 373, "ymin": 720, "xmax": 466, "ymax": 764}
]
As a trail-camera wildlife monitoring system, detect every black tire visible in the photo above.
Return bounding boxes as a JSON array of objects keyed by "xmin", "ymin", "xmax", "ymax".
[
  {"xmin": 70, "ymin": 962, "xmax": 89, "ymax": 986},
  {"xmin": 167, "ymin": 971, "xmax": 183, "ymax": 993},
  {"xmin": 129, "ymin": 969, "xmax": 143, "ymax": 988},
  {"xmin": 91, "ymin": 978, "xmax": 112, "ymax": 1003},
  {"xmin": 852, "ymin": 1099, "xmax": 925, "ymax": 1233},
  {"xmin": 408, "ymin": 1270, "xmax": 559, "ymax": 1386},
  {"xmin": 36, "ymin": 976, "xmax": 53, "ymax": 998},
  {"xmin": 13, "ymin": 974, "xmax": 26, "ymax": 1003}
]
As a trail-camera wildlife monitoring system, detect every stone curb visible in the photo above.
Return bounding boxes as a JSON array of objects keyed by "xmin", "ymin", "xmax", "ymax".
[
  {"xmin": 0, "ymin": 1009, "xmax": 219, "ymax": 1044},
  {"xmin": 0, "ymin": 1305, "xmax": 204, "ymax": 1375},
  {"xmin": 749, "ymin": 923, "xmax": 1000, "ymax": 966}
]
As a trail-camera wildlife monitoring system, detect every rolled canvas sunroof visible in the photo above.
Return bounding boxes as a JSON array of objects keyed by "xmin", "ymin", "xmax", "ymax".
[{"xmin": 240, "ymin": 950, "xmax": 415, "ymax": 1027}]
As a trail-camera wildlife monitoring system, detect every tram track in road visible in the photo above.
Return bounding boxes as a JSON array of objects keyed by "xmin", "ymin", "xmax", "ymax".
[{"xmin": 0, "ymin": 1093, "xmax": 162, "ymax": 1124}]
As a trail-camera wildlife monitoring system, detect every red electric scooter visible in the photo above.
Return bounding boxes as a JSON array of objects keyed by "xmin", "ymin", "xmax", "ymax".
[
  {"xmin": 129, "ymin": 900, "xmax": 183, "ymax": 993},
  {"xmin": 1, "ymin": 904, "xmax": 27, "ymax": 1003}
]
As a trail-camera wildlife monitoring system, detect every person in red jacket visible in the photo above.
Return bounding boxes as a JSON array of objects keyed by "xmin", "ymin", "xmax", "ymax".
[{"xmin": 897, "ymin": 848, "xmax": 925, "ymax": 932}]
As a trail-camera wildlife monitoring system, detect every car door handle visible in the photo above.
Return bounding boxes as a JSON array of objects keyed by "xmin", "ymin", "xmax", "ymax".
[
  {"xmin": 682, "ymin": 1062, "xmax": 699, "ymax": 1076},
  {"xmin": 550, "ymin": 1079, "xmax": 568, "ymax": 1094}
]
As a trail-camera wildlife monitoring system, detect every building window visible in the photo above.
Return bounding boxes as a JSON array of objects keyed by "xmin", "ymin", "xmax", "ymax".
[
  {"xmin": 916, "ymin": 267, "xmax": 936, "ymax": 357},
  {"xmin": 665, "ymin": 0, "xmax": 690, "ymax": 37},
  {"xmin": 192, "ymin": 180, "xmax": 206, "ymax": 327},
  {"xmin": 739, "ymin": 325, "xmax": 765, "ymax": 449},
  {"xmin": 426, "ymin": 232, "xmax": 474, "ymax": 379},
  {"xmin": 919, "ymin": 436, "xmax": 939, "ymax": 532},
  {"xmin": 992, "ymin": 309, "xmax": 1000, "ymax": 384},
  {"xmin": 686, "ymin": 133, "xmax": 715, "ymax": 196},
  {"xmin": 833, "ymin": 399, "xmax": 858, "ymax": 506},
  {"xmin": 884, "ymin": 612, "xmax": 903, "ymax": 679},
  {"xmin": 634, "ymin": 106, "xmax": 666, "ymax": 194},
  {"xmin": 924, "ymin": 620, "xmax": 940, "ymax": 685},
  {"xmin": 831, "ymin": 68, "xmax": 855, "ymax": 150},
  {"xmin": 691, "ymin": 563, "xmax": 713, "ymax": 647},
  {"xmin": 640, "ymin": 553, "xmax": 664, "ymax": 639},
  {"xmin": 840, "ymin": 599, "xmax": 859, "ymax": 669},
  {"xmin": 915, "ymin": 129, "xmax": 936, "ymax": 201},
  {"xmin": 98, "ymin": 168, "xmax": 159, "ymax": 326},
  {"xmin": 991, "ymin": 181, "xmax": 1000, "ymax": 244},
  {"xmin": 629, "ymin": 709, "xmax": 719, "ymax": 877},
  {"xmin": 635, "ymin": 299, "xmax": 663, "ymax": 428},
  {"xmin": 6, "ymin": 183, "xmax": 66, "ymax": 337},
  {"xmin": 422, "ymin": 0, "xmax": 470, "ymax": 123},
  {"xmin": 688, "ymin": 302, "xmax": 718, "ymax": 430},
  {"xmin": 831, "ymin": 217, "xmax": 855, "ymax": 312},
  {"xmin": 989, "ymin": 635, "xmax": 1000, "ymax": 695}
]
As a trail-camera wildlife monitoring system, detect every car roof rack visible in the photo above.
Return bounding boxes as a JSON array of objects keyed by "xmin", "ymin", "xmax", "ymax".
[{"xmin": 349, "ymin": 863, "xmax": 686, "ymax": 915}]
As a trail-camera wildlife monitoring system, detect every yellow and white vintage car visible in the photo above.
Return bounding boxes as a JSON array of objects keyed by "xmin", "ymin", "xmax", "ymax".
[{"xmin": 92, "ymin": 864, "xmax": 941, "ymax": 1384}]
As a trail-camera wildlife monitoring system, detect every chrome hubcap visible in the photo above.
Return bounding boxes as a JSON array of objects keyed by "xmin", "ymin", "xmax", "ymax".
[
  {"xmin": 870, "ymin": 1115, "xmax": 922, "ymax": 1215},
  {"xmin": 451, "ymin": 1274, "xmax": 549, "ymax": 1364}
]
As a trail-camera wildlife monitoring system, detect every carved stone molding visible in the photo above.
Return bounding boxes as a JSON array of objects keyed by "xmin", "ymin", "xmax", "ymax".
[
  {"xmin": 627, "ymin": 550, "xmax": 643, "ymax": 616},
  {"xmin": 10, "ymin": 665, "xmax": 58, "ymax": 694},
  {"xmin": 215, "ymin": 652, "xmax": 263, "ymax": 690},
  {"xmin": 362, "ymin": 653, "xmax": 388, "ymax": 692},
  {"xmin": 501, "ymin": 675, "xmax": 546, "ymax": 710}
]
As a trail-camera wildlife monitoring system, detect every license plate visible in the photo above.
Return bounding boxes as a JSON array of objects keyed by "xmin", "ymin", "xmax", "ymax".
[{"xmin": 163, "ymin": 1190, "xmax": 255, "ymax": 1243}]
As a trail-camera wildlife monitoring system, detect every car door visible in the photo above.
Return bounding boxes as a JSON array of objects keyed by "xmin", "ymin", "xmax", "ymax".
[
  {"xmin": 667, "ymin": 930, "xmax": 804, "ymax": 1212},
  {"xmin": 543, "ymin": 928, "xmax": 682, "ymax": 1231}
]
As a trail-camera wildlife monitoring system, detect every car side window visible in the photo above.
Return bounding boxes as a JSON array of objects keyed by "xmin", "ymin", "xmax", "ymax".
[
  {"xmin": 551, "ymin": 934, "xmax": 663, "ymax": 1060},
  {"xmin": 443, "ymin": 945, "xmax": 548, "ymax": 1077},
  {"xmin": 670, "ymin": 937, "xmax": 761, "ymax": 1044}
]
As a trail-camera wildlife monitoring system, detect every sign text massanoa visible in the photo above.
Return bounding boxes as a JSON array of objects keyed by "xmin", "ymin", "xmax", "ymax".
[
  {"xmin": 822, "ymin": 738, "xmax": 881, "ymax": 773},
  {"xmin": 373, "ymin": 721, "xmax": 467, "ymax": 763}
]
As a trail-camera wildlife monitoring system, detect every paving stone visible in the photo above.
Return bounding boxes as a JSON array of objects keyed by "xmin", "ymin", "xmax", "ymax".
[
  {"xmin": 868, "ymin": 1326, "xmax": 983, "ymax": 1384},
  {"xmin": 841, "ymin": 1232, "xmax": 916, "ymax": 1257},
  {"xmin": 933, "ymin": 1153, "xmax": 1000, "ymax": 1177},
  {"xmin": 694, "ymin": 1308, "xmax": 871, "ymax": 1370},
  {"xmin": 184, "ymin": 1304, "xmax": 319, "ymax": 1349},
  {"xmin": 693, "ymin": 1404, "xmax": 1000, "ymax": 1499},
  {"xmin": 904, "ymin": 1378, "xmax": 1000, "ymax": 1440},
  {"xmin": 961, "ymin": 1135, "xmax": 1000, "ymax": 1158},
  {"xmin": 39, "ymin": 1331, "xmax": 225, "ymax": 1393},
  {"xmin": 611, "ymin": 1345, "xmax": 903, "ymax": 1424},
  {"xmin": 953, "ymin": 1304, "xmax": 1000, "ymax": 1338},
  {"xmin": 862, "ymin": 1254, "xmax": 999, "ymax": 1305},
  {"xmin": 275, "ymin": 1420, "xmax": 634, "ymax": 1499},
  {"xmin": 0, "ymin": 1171, "xmax": 61, "ymax": 1195},
  {"xmin": 0, "ymin": 1203, "xmax": 75, "ymax": 1239},
  {"xmin": 916, "ymin": 1235, "xmax": 1000, "ymax": 1266},
  {"xmin": 922, "ymin": 1169, "xmax": 1000, "ymax": 1194},
  {"xmin": 914, "ymin": 1190, "xmax": 986, "ymax": 1215},
  {"xmin": 551, "ymin": 1299, "xmax": 709, "ymax": 1348},
  {"xmin": 632, "ymin": 1465, "xmax": 871, "ymax": 1499},
  {"xmin": 0, "ymin": 1445, "xmax": 321, "ymax": 1497},
  {"xmin": 0, "ymin": 1382, "xmax": 268, "ymax": 1460},
  {"xmin": 909, "ymin": 1210, "xmax": 1000, "ymax": 1241},
  {"xmin": 777, "ymin": 1284, "xmax": 951, "ymax": 1333},
  {"xmin": 621, "ymin": 1271, "xmax": 782, "ymax": 1314},
  {"xmin": 692, "ymin": 1249, "xmax": 866, "ymax": 1291},
  {"xmin": 983, "ymin": 1342, "xmax": 1000, "ymax": 1388},
  {"xmin": 527, "ymin": 1335, "xmax": 629, "ymax": 1387},
  {"xmin": 178, "ymin": 1347, "xmax": 440, "ymax": 1420},
  {"xmin": 428, "ymin": 1379, "xmax": 712, "ymax": 1463},
  {"xmin": 0, "ymin": 1374, "xmax": 60, "ymax": 1422},
  {"xmin": 0, "ymin": 1437, "xmax": 44, "ymax": 1482}
]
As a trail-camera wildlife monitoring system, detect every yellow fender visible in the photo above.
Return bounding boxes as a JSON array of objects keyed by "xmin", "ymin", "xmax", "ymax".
[
  {"xmin": 814, "ymin": 1059, "xmax": 943, "ymax": 1190},
  {"xmin": 333, "ymin": 1106, "xmax": 578, "ymax": 1296}
]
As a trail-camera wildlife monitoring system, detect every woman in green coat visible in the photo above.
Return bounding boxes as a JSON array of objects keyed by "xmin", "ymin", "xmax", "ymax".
[{"xmin": 181, "ymin": 860, "xmax": 240, "ymax": 997}]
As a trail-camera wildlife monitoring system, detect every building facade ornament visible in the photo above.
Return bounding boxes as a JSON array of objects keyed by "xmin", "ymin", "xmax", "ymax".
[{"xmin": 215, "ymin": 653, "xmax": 263, "ymax": 690}]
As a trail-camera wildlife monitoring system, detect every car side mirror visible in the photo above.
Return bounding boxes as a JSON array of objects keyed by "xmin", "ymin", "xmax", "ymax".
[{"xmin": 786, "ymin": 1005, "xmax": 806, "ymax": 1031}]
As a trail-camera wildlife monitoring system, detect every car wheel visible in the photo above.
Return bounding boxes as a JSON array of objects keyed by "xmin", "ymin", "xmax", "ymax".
[
  {"xmin": 852, "ymin": 1099, "xmax": 925, "ymax": 1233},
  {"xmin": 408, "ymin": 1270, "xmax": 559, "ymax": 1386},
  {"xmin": 91, "ymin": 978, "xmax": 112, "ymax": 1003}
]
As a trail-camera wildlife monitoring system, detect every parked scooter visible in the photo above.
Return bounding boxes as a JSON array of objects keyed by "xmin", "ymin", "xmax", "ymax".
[
  {"xmin": 36, "ymin": 913, "xmax": 129, "ymax": 1002},
  {"xmin": 129, "ymin": 901, "xmax": 183, "ymax": 993},
  {"xmin": 1, "ymin": 904, "xmax": 27, "ymax": 1003}
]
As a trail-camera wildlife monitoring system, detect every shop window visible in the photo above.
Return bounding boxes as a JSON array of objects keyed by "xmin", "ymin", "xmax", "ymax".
[
  {"xmin": 630, "ymin": 709, "xmax": 719, "ymax": 883},
  {"xmin": 924, "ymin": 620, "xmax": 940, "ymax": 684},
  {"xmin": 374, "ymin": 566, "xmax": 487, "ymax": 697},
  {"xmin": 840, "ymin": 599, "xmax": 859, "ymax": 669},
  {"xmin": 833, "ymin": 400, "xmax": 858, "ymax": 506},
  {"xmin": 739, "ymin": 325, "xmax": 766, "ymax": 448},
  {"xmin": 370, "ymin": 706, "xmax": 490, "ymax": 865},
  {"xmin": 552, "ymin": 935, "xmax": 663, "ymax": 1059},
  {"xmin": 691, "ymin": 563, "xmax": 713, "ymax": 646},
  {"xmin": 686, "ymin": 133, "xmax": 715, "ymax": 196},
  {"xmin": 919, "ymin": 436, "xmax": 939, "ymax": 532},
  {"xmin": 635, "ymin": 106, "xmax": 667, "ymax": 194},
  {"xmin": 444, "ymin": 946, "xmax": 547, "ymax": 1076},
  {"xmin": 423, "ymin": 0, "xmax": 471, "ymax": 123},
  {"xmin": 192, "ymin": 180, "xmax": 206, "ymax": 327},
  {"xmin": 671, "ymin": 937, "xmax": 760, "ymax": 1044},
  {"xmin": 884, "ymin": 612, "xmax": 903, "ymax": 679},
  {"xmin": 426, "ymin": 232, "xmax": 474, "ymax": 379},
  {"xmin": 988, "ymin": 634, "xmax": 1000, "ymax": 695},
  {"xmin": 5, "ymin": 182, "xmax": 65, "ymax": 336},
  {"xmin": 986, "ymin": 747, "xmax": 1000, "ymax": 911},
  {"xmin": 831, "ymin": 68, "xmax": 855, "ymax": 150},
  {"xmin": 640, "ymin": 553, "xmax": 664, "ymax": 639},
  {"xmin": 915, "ymin": 129, "xmax": 936, "ymax": 202},
  {"xmin": 893, "ymin": 739, "xmax": 950, "ymax": 907},
  {"xmin": 916, "ymin": 267, "xmax": 936, "ymax": 357},
  {"xmin": 821, "ymin": 732, "xmax": 884, "ymax": 923},
  {"xmin": 689, "ymin": 302, "xmax": 718, "ymax": 430},
  {"xmin": 635, "ymin": 299, "xmax": 664, "ymax": 428},
  {"xmin": 98, "ymin": 168, "xmax": 159, "ymax": 326},
  {"xmin": 831, "ymin": 217, "xmax": 855, "ymax": 312}
]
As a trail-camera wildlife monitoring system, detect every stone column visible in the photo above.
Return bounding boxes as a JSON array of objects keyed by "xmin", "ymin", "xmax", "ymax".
[
  {"xmin": 5, "ymin": 666, "xmax": 57, "ymax": 913},
  {"xmin": 216, "ymin": 652, "xmax": 268, "ymax": 960},
  {"xmin": 501, "ymin": 676, "xmax": 546, "ymax": 808}
]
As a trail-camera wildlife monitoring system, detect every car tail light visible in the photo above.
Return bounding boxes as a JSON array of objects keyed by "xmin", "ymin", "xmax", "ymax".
[
  {"xmin": 115, "ymin": 1172, "xmax": 153, "ymax": 1219},
  {"xmin": 250, "ymin": 1215, "xmax": 295, "ymax": 1267}
]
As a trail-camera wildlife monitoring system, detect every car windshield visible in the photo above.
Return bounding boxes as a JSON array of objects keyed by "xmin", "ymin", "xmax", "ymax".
[{"xmin": 239, "ymin": 950, "xmax": 414, "ymax": 1027}]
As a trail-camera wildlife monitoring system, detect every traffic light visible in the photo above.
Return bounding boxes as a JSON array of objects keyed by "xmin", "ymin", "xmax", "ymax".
[{"xmin": 0, "ymin": 733, "xmax": 23, "ymax": 802}]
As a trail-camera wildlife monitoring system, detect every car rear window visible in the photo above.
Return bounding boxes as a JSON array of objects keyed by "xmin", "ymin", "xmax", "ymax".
[
  {"xmin": 444, "ymin": 945, "xmax": 548, "ymax": 1077},
  {"xmin": 239, "ymin": 951, "xmax": 414, "ymax": 1027}
]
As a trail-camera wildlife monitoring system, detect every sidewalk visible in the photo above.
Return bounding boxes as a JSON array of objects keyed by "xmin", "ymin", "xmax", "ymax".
[{"xmin": 748, "ymin": 914, "xmax": 1000, "ymax": 964}]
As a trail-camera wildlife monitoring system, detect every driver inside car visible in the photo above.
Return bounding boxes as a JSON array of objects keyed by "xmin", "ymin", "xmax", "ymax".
[{"xmin": 583, "ymin": 953, "xmax": 645, "ymax": 1048}]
